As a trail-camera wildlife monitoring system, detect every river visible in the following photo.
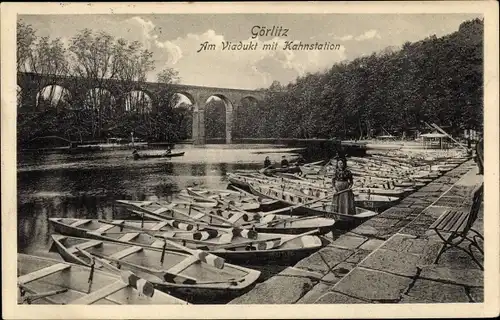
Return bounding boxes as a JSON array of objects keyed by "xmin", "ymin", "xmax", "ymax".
[{"xmin": 17, "ymin": 144, "xmax": 303, "ymax": 279}]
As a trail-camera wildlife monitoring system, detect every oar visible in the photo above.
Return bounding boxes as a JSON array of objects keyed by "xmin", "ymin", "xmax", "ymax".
[
  {"xmin": 257, "ymin": 187, "xmax": 353, "ymax": 216},
  {"xmin": 128, "ymin": 207, "xmax": 258, "ymax": 240},
  {"xmin": 213, "ymin": 228, "xmax": 320, "ymax": 251},
  {"xmin": 76, "ymin": 247, "xmax": 155, "ymax": 297},
  {"xmin": 211, "ymin": 237, "xmax": 282, "ymax": 251},
  {"xmin": 267, "ymin": 228, "xmax": 320, "ymax": 249},
  {"xmin": 19, "ymin": 287, "xmax": 69, "ymax": 304},
  {"xmin": 229, "ymin": 185, "xmax": 260, "ymax": 200},
  {"xmin": 98, "ymin": 218, "xmax": 199, "ymax": 233},
  {"xmin": 158, "ymin": 236, "xmax": 225, "ymax": 269},
  {"xmin": 190, "ymin": 206, "xmax": 236, "ymax": 226},
  {"xmin": 188, "ymin": 223, "xmax": 259, "ymax": 240},
  {"xmin": 258, "ymin": 214, "xmax": 326, "ymax": 228},
  {"xmin": 82, "ymin": 249, "xmax": 199, "ymax": 285}
]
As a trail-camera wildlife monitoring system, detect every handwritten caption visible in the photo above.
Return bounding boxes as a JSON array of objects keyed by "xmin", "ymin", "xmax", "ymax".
[{"xmin": 197, "ymin": 26, "xmax": 341, "ymax": 53}]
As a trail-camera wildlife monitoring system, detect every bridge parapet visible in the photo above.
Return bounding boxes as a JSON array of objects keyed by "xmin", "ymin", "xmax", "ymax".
[{"xmin": 17, "ymin": 72, "xmax": 266, "ymax": 144}]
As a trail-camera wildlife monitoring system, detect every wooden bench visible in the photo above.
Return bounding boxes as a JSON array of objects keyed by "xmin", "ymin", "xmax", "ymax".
[{"xmin": 429, "ymin": 183, "xmax": 484, "ymax": 270}]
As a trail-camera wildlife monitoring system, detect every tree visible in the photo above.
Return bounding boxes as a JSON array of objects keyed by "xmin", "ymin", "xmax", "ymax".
[
  {"xmin": 17, "ymin": 21, "xmax": 37, "ymax": 72},
  {"xmin": 157, "ymin": 68, "xmax": 180, "ymax": 84},
  {"xmin": 239, "ymin": 18, "xmax": 483, "ymax": 140}
]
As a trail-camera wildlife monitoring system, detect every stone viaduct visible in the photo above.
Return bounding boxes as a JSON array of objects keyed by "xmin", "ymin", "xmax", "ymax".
[{"xmin": 17, "ymin": 72, "xmax": 265, "ymax": 144}]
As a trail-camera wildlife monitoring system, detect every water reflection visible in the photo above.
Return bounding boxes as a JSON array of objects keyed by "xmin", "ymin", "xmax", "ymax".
[{"xmin": 17, "ymin": 144, "xmax": 301, "ymax": 255}]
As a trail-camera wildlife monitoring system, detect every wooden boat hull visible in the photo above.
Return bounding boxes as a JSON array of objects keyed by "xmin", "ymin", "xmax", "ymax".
[
  {"xmin": 116, "ymin": 200, "xmax": 335, "ymax": 235},
  {"xmin": 50, "ymin": 235, "xmax": 261, "ymax": 303},
  {"xmin": 212, "ymin": 240, "xmax": 323, "ymax": 265},
  {"xmin": 354, "ymin": 194, "xmax": 400, "ymax": 210},
  {"xmin": 48, "ymin": 218, "xmax": 325, "ymax": 266},
  {"xmin": 133, "ymin": 152, "xmax": 185, "ymax": 160},
  {"xmin": 263, "ymin": 166, "xmax": 302, "ymax": 175},
  {"xmin": 17, "ymin": 254, "xmax": 186, "ymax": 305},
  {"xmin": 353, "ymin": 187, "xmax": 408, "ymax": 197},
  {"xmin": 185, "ymin": 188, "xmax": 261, "ymax": 211},
  {"xmin": 248, "ymin": 183, "xmax": 378, "ymax": 222}
]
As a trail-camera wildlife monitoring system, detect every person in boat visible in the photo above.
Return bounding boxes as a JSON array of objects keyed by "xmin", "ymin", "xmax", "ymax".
[
  {"xmin": 264, "ymin": 156, "xmax": 272, "ymax": 168},
  {"xmin": 165, "ymin": 146, "xmax": 172, "ymax": 155},
  {"xmin": 331, "ymin": 157, "xmax": 356, "ymax": 215},
  {"xmin": 132, "ymin": 149, "xmax": 141, "ymax": 160},
  {"xmin": 281, "ymin": 156, "xmax": 289, "ymax": 168}
]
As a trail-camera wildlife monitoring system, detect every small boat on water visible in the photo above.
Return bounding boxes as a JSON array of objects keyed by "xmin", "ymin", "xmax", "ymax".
[
  {"xmin": 247, "ymin": 182, "xmax": 378, "ymax": 222},
  {"xmin": 17, "ymin": 253, "xmax": 187, "ymax": 305},
  {"xmin": 115, "ymin": 200, "xmax": 336, "ymax": 235},
  {"xmin": 50, "ymin": 234, "xmax": 261, "ymax": 302},
  {"xmin": 262, "ymin": 166, "xmax": 302, "ymax": 175},
  {"xmin": 133, "ymin": 151, "xmax": 185, "ymax": 160},
  {"xmin": 49, "ymin": 218, "xmax": 325, "ymax": 265}
]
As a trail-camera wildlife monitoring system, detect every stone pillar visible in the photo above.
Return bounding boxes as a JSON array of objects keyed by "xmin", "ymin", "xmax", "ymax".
[
  {"xmin": 198, "ymin": 108, "xmax": 206, "ymax": 145},
  {"xmin": 225, "ymin": 108, "xmax": 232, "ymax": 144},
  {"xmin": 192, "ymin": 108, "xmax": 200, "ymax": 144}
]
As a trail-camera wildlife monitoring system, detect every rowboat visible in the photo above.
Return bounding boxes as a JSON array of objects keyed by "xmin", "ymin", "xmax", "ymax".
[
  {"xmin": 17, "ymin": 254, "xmax": 187, "ymax": 305},
  {"xmin": 247, "ymin": 182, "xmax": 378, "ymax": 222},
  {"xmin": 184, "ymin": 188, "xmax": 261, "ymax": 211},
  {"xmin": 262, "ymin": 166, "xmax": 302, "ymax": 175},
  {"xmin": 115, "ymin": 200, "xmax": 336, "ymax": 235},
  {"xmin": 279, "ymin": 182, "xmax": 400, "ymax": 211},
  {"xmin": 49, "ymin": 218, "xmax": 325, "ymax": 265},
  {"xmin": 50, "ymin": 235, "xmax": 261, "ymax": 302},
  {"xmin": 230, "ymin": 173, "xmax": 400, "ymax": 211},
  {"xmin": 154, "ymin": 198, "xmax": 219, "ymax": 209},
  {"xmin": 352, "ymin": 193, "xmax": 400, "ymax": 210},
  {"xmin": 133, "ymin": 151, "xmax": 185, "ymax": 160},
  {"xmin": 352, "ymin": 187, "xmax": 411, "ymax": 197}
]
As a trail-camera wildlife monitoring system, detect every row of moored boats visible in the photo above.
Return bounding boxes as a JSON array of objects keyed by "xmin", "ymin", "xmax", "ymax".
[{"xmin": 18, "ymin": 150, "xmax": 470, "ymax": 305}]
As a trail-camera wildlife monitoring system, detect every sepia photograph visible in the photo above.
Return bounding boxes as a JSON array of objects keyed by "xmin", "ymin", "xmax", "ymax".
[{"xmin": 2, "ymin": 2, "xmax": 499, "ymax": 319}]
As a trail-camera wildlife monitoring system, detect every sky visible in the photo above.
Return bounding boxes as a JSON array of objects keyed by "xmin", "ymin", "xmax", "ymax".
[{"xmin": 19, "ymin": 13, "xmax": 482, "ymax": 90}]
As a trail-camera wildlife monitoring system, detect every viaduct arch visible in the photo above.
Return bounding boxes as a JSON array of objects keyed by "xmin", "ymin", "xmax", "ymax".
[{"xmin": 17, "ymin": 72, "xmax": 265, "ymax": 145}]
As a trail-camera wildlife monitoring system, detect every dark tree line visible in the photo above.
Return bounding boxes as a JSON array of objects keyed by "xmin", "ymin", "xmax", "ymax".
[
  {"xmin": 232, "ymin": 18, "xmax": 483, "ymax": 140},
  {"xmin": 18, "ymin": 18, "xmax": 483, "ymax": 145}
]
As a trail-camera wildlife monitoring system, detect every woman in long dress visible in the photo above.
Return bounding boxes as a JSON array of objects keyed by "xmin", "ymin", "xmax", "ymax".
[{"xmin": 331, "ymin": 158, "xmax": 356, "ymax": 215}]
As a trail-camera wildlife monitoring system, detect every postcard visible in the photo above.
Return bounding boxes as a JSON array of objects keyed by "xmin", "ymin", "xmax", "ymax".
[{"xmin": 2, "ymin": 1, "xmax": 499, "ymax": 319}]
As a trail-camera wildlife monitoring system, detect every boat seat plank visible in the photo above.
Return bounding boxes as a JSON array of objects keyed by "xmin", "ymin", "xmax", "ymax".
[
  {"xmin": 228, "ymin": 213, "xmax": 243, "ymax": 224},
  {"xmin": 118, "ymin": 233, "xmax": 140, "ymax": 242},
  {"xmin": 18, "ymin": 263, "xmax": 71, "ymax": 285},
  {"xmin": 69, "ymin": 280, "xmax": 127, "ymax": 305},
  {"xmin": 109, "ymin": 246, "xmax": 143, "ymax": 260},
  {"xmin": 94, "ymin": 224, "xmax": 115, "ymax": 234},
  {"xmin": 68, "ymin": 240, "xmax": 103, "ymax": 254},
  {"xmin": 167, "ymin": 255, "xmax": 199, "ymax": 274},
  {"xmin": 70, "ymin": 219, "xmax": 91, "ymax": 227},
  {"xmin": 192, "ymin": 212, "xmax": 205, "ymax": 220},
  {"xmin": 153, "ymin": 207, "xmax": 170, "ymax": 215},
  {"xmin": 151, "ymin": 239, "xmax": 165, "ymax": 247},
  {"xmin": 150, "ymin": 221, "xmax": 169, "ymax": 231}
]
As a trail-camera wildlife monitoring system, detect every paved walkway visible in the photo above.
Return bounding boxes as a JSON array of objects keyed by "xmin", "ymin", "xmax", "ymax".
[{"xmin": 230, "ymin": 160, "xmax": 483, "ymax": 304}]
